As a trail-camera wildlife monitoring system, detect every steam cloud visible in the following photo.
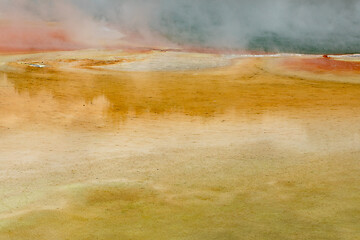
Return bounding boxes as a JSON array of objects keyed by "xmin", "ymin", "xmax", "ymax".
[{"xmin": 1, "ymin": 0, "xmax": 359, "ymax": 53}]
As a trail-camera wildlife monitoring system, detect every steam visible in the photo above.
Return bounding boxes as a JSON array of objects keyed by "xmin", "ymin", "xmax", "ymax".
[
  {"xmin": 1, "ymin": 0, "xmax": 360, "ymax": 53},
  {"xmin": 0, "ymin": 0, "xmax": 124, "ymax": 51}
]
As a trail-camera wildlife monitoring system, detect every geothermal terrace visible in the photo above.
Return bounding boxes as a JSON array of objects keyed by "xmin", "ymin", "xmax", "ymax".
[{"xmin": 0, "ymin": 49, "xmax": 360, "ymax": 239}]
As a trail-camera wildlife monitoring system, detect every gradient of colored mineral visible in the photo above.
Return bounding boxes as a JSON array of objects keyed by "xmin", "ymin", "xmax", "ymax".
[{"xmin": 1, "ymin": 1, "xmax": 360, "ymax": 240}]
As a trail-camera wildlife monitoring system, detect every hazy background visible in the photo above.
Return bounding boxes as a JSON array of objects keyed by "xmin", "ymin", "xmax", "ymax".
[{"xmin": 1, "ymin": 0, "xmax": 360, "ymax": 53}]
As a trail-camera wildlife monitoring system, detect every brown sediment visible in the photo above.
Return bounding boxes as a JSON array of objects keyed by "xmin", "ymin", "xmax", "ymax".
[
  {"xmin": 0, "ymin": 50, "xmax": 360, "ymax": 240},
  {"xmin": 78, "ymin": 59, "xmax": 137, "ymax": 69}
]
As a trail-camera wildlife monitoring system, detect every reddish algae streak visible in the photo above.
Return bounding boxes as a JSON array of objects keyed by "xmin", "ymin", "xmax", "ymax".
[{"xmin": 284, "ymin": 57, "xmax": 360, "ymax": 73}]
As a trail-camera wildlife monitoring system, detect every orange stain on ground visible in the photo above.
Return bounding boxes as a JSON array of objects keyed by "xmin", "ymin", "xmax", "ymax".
[{"xmin": 284, "ymin": 57, "xmax": 360, "ymax": 73}]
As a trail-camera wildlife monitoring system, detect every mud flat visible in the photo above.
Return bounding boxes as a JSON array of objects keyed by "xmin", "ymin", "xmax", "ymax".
[{"xmin": 0, "ymin": 50, "xmax": 360, "ymax": 240}]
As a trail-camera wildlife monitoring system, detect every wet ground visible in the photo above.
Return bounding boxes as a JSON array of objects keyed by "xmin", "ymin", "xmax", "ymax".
[{"xmin": 0, "ymin": 50, "xmax": 359, "ymax": 239}]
